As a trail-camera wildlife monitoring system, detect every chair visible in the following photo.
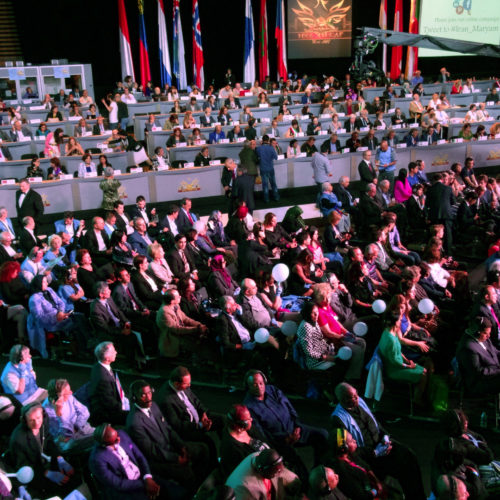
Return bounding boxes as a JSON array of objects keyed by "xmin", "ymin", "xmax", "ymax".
[
  {"xmin": 20, "ymin": 153, "xmax": 38, "ymax": 160},
  {"xmin": 171, "ymin": 160, "xmax": 187, "ymax": 169},
  {"xmin": 215, "ymin": 156, "xmax": 228, "ymax": 163},
  {"xmin": 85, "ymin": 148, "xmax": 101, "ymax": 154}
]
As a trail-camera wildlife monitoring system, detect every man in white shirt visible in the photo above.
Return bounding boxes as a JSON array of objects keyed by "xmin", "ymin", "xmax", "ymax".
[
  {"xmin": 434, "ymin": 104, "xmax": 449, "ymax": 125},
  {"xmin": 0, "ymin": 231, "xmax": 22, "ymax": 263},
  {"xmin": 0, "ymin": 207, "xmax": 16, "ymax": 239},
  {"xmin": 20, "ymin": 246, "xmax": 50, "ymax": 284},
  {"xmin": 10, "ymin": 121, "xmax": 34, "ymax": 142},
  {"xmin": 121, "ymin": 88, "xmax": 137, "ymax": 105}
]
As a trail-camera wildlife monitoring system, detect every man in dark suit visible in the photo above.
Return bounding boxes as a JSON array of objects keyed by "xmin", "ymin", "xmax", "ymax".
[
  {"xmin": 355, "ymin": 110, "xmax": 372, "ymax": 130},
  {"xmin": 333, "ymin": 176, "xmax": 356, "ymax": 215},
  {"xmin": 360, "ymin": 128, "xmax": 379, "ymax": 151},
  {"xmin": 16, "ymin": 179, "xmax": 44, "ymax": 229},
  {"xmin": 157, "ymin": 366, "xmax": 224, "ymax": 469},
  {"xmin": 130, "ymin": 196, "xmax": 159, "ymax": 237},
  {"xmin": 426, "ymin": 172, "xmax": 455, "ymax": 254},
  {"xmin": 358, "ymin": 150, "xmax": 377, "ymax": 190},
  {"xmin": 200, "ymin": 107, "xmax": 215, "ymax": 127},
  {"xmin": 9, "ymin": 121, "xmax": 34, "ymax": 142},
  {"xmin": 90, "ymin": 282, "xmax": 141, "ymax": 366},
  {"xmin": 167, "ymin": 234, "xmax": 198, "ymax": 281},
  {"xmin": 126, "ymin": 380, "xmax": 209, "ymax": 494},
  {"xmin": 128, "ymin": 218, "xmax": 154, "ymax": 259},
  {"xmin": 158, "ymin": 204, "xmax": 180, "ymax": 251},
  {"xmin": 89, "ymin": 424, "xmax": 182, "ymax": 500},
  {"xmin": 82, "ymin": 216, "xmax": 112, "ymax": 266},
  {"xmin": 457, "ymin": 317, "xmax": 500, "ymax": 395},
  {"xmin": 474, "ymin": 285, "xmax": 500, "ymax": 347},
  {"xmin": 221, "ymin": 158, "xmax": 237, "ymax": 211},
  {"xmin": 112, "ymin": 268, "xmax": 158, "ymax": 353},
  {"xmin": 88, "ymin": 341, "xmax": 130, "ymax": 426},
  {"xmin": 343, "ymin": 114, "xmax": 358, "ymax": 133},
  {"xmin": 391, "ymin": 108, "xmax": 407, "ymax": 126},
  {"xmin": 92, "ymin": 116, "xmax": 110, "ymax": 135},
  {"xmin": 113, "ymin": 200, "xmax": 134, "ymax": 235},
  {"xmin": 176, "ymin": 198, "xmax": 198, "ymax": 235},
  {"xmin": 18, "ymin": 216, "xmax": 43, "ymax": 255},
  {"xmin": 320, "ymin": 133, "xmax": 341, "ymax": 154},
  {"xmin": 0, "ymin": 231, "xmax": 23, "ymax": 264},
  {"xmin": 233, "ymin": 167, "xmax": 256, "ymax": 214},
  {"xmin": 358, "ymin": 183, "xmax": 382, "ymax": 235}
]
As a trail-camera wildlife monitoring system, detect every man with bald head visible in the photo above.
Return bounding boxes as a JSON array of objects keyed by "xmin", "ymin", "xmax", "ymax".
[
  {"xmin": 240, "ymin": 278, "xmax": 282, "ymax": 332},
  {"xmin": 82, "ymin": 216, "xmax": 112, "ymax": 266},
  {"xmin": 331, "ymin": 383, "xmax": 425, "ymax": 500},
  {"xmin": 308, "ymin": 465, "xmax": 347, "ymax": 499}
]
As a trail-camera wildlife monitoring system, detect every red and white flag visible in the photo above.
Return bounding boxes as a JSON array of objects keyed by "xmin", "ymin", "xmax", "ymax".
[
  {"xmin": 118, "ymin": 0, "xmax": 135, "ymax": 81},
  {"xmin": 379, "ymin": 0, "xmax": 387, "ymax": 74},
  {"xmin": 390, "ymin": 0, "xmax": 403, "ymax": 80},
  {"xmin": 405, "ymin": 0, "xmax": 419, "ymax": 80},
  {"xmin": 258, "ymin": 0, "xmax": 269, "ymax": 82},
  {"xmin": 192, "ymin": 0, "xmax": 204, "ymax": 89}
]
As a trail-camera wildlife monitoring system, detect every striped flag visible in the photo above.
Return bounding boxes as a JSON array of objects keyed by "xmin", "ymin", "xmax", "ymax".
[
  {"xmin": 258, "ymin": 0, "xmax": 269, "ymax": 82},
  {"xmin": 244, "ymin": 0, "xmax": 256, "ymax": 84},
  {"xmin": 390, "ymin": 0, "xmax": 403, "ymax": 80},
  {"xmin": 158, "ymin": 0, "xmax": 172, "ymax": 88},
  {"xmin": 173, "ymin": 0, "xmax": 187, "ymax": 90},
  {"xmin": 118, "ymin": 0, "xmax": 135, "ymax": 81},
  {"xmin": 378, "ymin": 0, "xmax": 387, "ymax": 74},
  {"xmin": 192, "ymin": 0, "xmax": 204, "ymax": 89},
  {"xmin": 275, "ymin": 0, "xmax": 287, "ymax": 80},
  {"xmin": 405, "ymin": 0, "xmax": 419, "ymax": 80},
  {"xmin": 137, "ymin": 0, "xmax": 151, "ymax": 91}
]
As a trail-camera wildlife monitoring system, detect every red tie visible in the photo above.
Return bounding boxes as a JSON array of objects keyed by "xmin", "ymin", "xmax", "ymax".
[{"xmin": 187, "ymin": 212, "xmax": 193, "ymax": 224}]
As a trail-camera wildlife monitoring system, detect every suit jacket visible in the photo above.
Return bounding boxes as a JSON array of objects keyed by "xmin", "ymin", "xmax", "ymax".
[
  {"xmin": 89, "ymin": 429, "xmax": 151, "ymax": 500},
  {"xmin": 167, "ymin": 248, "xmax": 196, "ymax": 280},
  {"xmin": 83, "ymin": 228, "xmax": 111, "ymax": 257},
  {"xmin": 233, "ymin": 174, "xmax": 256, "ymax": 212},
  {"xmin": 176, "ymin": 209, "xmax": 198, "ymax": 235},
  {"xmin": 456, "ymin": 201, "xmax": 476, "ymax": 230},
  {"xmin": 0, "ymin": 218, "xmax": 16, "ymax": 238},
  {"xmin": 391, "ymin": 113, "xmax": 407, "ymax": 125},
  {"xmin": 200, "ymin": 115, "xmax": 215, "ymax": 127},
  {"xmin": 477, "ymin": 303, "xmax": 500, "ymax": 346},
  {"xmin": 89, "ymin": 296, "xmax": 128, "ymax": 336},
  {"xmin": 15, "ymin": 189, "xmax": 44, "ymax": 226},
  {"xmin": 333, "ymin": 185, "xmax": 354, "ymax": 212},
  {"xmin": 88, "ymin": 363, "xmax": 129, "ymax": 425},
  {"xmin": 358, "ymin": 159, "xmax": 377, "ymax": 187},
  {"xmin": 127, "ymin": 231, "xmax": 153, "ymax": 258},
  {"xmin": 320, "ymin": 138, "xmax": 341, "ymax": 154},
  {"xmin": 157, "ymin": 382, "xmax": 207, "ymax": 437},
  {"xmin": 114, "ymin": 212, "xmax": 132, "ymax": 233},
  {"xmin": 112, "ymin": 282, "xmax": 147, "ymax": 317},
  {"xmin": 358, "ymin": 194, "xmax": 382, "ymax": 229},
  {"xmin": 92, "ymin": 123, "xmax": 110, "ymax": 135},
  {"xmin": 344, "ymin": 120, "xmax": 358, "ymax": 133},
  {"xmin": 360, "ymin": 135, "xmax": 379, "ymax": 151},
  {"xmin": 10, "ymin": 127, "xmax": 34, "ymax": 142},
  {"xmin": 131, "ymin": 271, "xmax": 163, "ymax": 310},
  {"xmin": 0, "ymin": 245, "xmax": 16, "ymax": 265},
  {"xmin": 74, "ymin": 124, "xmax": 92, "ymax": 137},
  {"xmin": 126, "ymin": 402, "xmax": 184, "ymax": 464},
  {"xmin": 426, "ymin": 181, "xmax": 455, "ymax": 221},
  {"xmin": 54, "ymin": 219, "xmax": 81, "ymax": 237},
  {"xmin": 405, "ymin": 196, "xmax": 426, "ymax": 229},
  {"xmin": 18, "ymin": 227, "xmax": 41, "ymax": 254},
  {"xmin": 216, "ymin": 312, "xmax": 248, "ymax": 350},
  {"xmin": 355, "ymin": 117, "xmax": 372, "ymax": 129}
]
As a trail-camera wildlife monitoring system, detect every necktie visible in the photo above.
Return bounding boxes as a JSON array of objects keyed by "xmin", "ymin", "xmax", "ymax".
[
  {"xmin": 187, "ymin": 212, "xmax": 193, "ymax": 224},
  {"xmin": 111, "ymin": 370, "xmax": 124, "ymax": 401},
  {"xmin": 179, "ymin": 250, "xmax": 189, "ymax": 273},
  {"xmin": 105, "ymin": 301, "xmax": 120, "ymax": 327},
  {"xmin": 179, "ymin": 391, "xmax": 199, "ymax": 423},
  {"xmin": 174, "ymin": 306, "xmax": 185, "ymax": 327},
  {"xmin": 490, "ymin": 307, "xmax": 500, "ymax": 332},
  {"xmin": 43, "ymin": 290, "xmax": 58, "ymax": 309},
  {"xmin": 126, "ymin": 287, "xmax": 138, "ymax": 310}
]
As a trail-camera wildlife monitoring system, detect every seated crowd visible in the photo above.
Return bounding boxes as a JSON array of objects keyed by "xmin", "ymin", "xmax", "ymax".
[{"xmin": 1, "ymin": 70, "xmax": 500, "ymax": 499}]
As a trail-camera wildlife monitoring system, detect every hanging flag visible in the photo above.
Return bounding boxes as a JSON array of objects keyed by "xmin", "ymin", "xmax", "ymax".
[
  {"xmin": 405, "ymin": 0, "xmax": 419, "ymax": 80},
  {"xmin": 275, "ymin": 0, "xmax": 287, "ymax": 80},
  {"xmin": 173, "ymin": 0, "xmax": 187, "ymax": 90},
  {"xmin": 118, "ymin": 0, "xmax": 135, "ymax": 81},
  {"xmin": 378, "ymin": 0, "xmax": 387, "ymax": 75},
  {"xmin": 192, "ymin": 0, "xmax": 204, "ymax": 89},
  {"xmin": 244, "ymin": 0, "xmax": 256, "ymax": 84},
  {"xmin": 158, "ymin": 0, "xmax": 172, "ymax": 88},
  {"xmin": 390, "ymin": 0, "xmax": 403, "ymax": 80},
  {"xmin": 258, "ymin": 0, "xmax": 269, "ymax": 82},
  {"xmin": 137, "ymin": 0, "xmax": 151, "ymax": 91}
]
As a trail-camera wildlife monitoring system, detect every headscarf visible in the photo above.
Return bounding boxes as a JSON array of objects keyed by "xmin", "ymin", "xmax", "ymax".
[
  {"xmin": 210, "ymin": 254, "xmax": 232, "ymax": 288},
  {"xmin": 236, "ymin": 206, "xmax": 248, "ymax": 220}
]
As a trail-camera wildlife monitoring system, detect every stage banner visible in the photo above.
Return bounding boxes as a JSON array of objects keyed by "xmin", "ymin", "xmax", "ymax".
[
  {"xmin": 287, "ymin": 0, "xmax": 352, "ymax": 59},
  {"xmin": 470, "ymin": 140, "xmax": 500, "ymax": 168},
  {"xmin": 414, "ymin": 143, "xmax": 467, "ymax": 174}
]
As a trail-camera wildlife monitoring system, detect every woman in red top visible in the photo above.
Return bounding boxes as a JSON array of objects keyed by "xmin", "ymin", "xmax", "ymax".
[
  {"xmin": 450, "ymin": 79, "xmax": 463, "ymax": 94},
  {"xmin": 312, "ymin": 283, "xmax": 366, "ymax": 381}
]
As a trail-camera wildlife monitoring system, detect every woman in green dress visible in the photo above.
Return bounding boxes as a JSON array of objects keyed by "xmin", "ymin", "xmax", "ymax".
[{"xmin": 378, "ymin": 297, "xmax": 429, "ymax": 403}]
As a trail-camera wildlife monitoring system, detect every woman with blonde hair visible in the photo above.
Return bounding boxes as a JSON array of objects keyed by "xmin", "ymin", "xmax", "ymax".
[{"xmin": 148, "ymin": 242, "xmax": 176, "ymax": 288}]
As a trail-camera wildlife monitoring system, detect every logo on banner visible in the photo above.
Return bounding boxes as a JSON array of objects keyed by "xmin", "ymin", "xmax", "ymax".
[
  {"xmin": 41, "ymin": 194, "xmax": 50, "ymax": 207},
  {"xmin": 118, "ymin": 186, "xmax": 128, "ymax": 199},
  {"xmin": 431, "ymin": 154, "xmax": 449, "ymax": 167},
  {"xmin": 486, "ymin": 149, "xmax": 500, "ymax": 161},
  {"xmin": 292, "ymin": 0, "xmax": 350, "ymax": 41},
  {"xmin": 178, "ymin": 179, "xmax": 201, "ymax": 192}
]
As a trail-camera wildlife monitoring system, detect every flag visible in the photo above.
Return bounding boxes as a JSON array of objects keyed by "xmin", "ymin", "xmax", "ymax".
[
  {"xmin": 244, "ymin": 0, "xmax": 256, "ymax": 84},
  {"xmin": 390, "ymin": 0, "xmax": 403, "ymax": 80},
  {"xmin": 405, "ymin": 0, "xmax": 419, "ymax": 80},
  {"xmin": 158, "ymin": 0, "xmax": 172, "ymax": 88},
  {"xmin": 118, "ymin": 0, "xmax": 135, "ymax": 81},
  {"xmin": 137, "ymin": 0, "xmax": 151, "ymax": 91},
  {"xmin": 378, "ymin": 0, "xmax": 387, "ymax": 74},
  {"xmin": 173, "ymin": 0, "xmax": 187, "ymax": 90},
  {"xmin": 275, "ymin": 0, "xmax": 287, "ymax": 80},
  {"xmin": 258, "ymin": 0, "xmax": 269, "ymax": 82},
  {"xmin": 192, "ymin": 0, "xmax": 204, "ymax": 89}
]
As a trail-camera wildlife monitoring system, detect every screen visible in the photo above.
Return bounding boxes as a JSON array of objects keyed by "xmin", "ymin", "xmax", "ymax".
[
  {"xmin": 287, "ymin": 0, "xmax": 352, "ymax": 59},
  {"xmin": 419, "ymin": 0, "xmax": 500, "ymax": 57}
]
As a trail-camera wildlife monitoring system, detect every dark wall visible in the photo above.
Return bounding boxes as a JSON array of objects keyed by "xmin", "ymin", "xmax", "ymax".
[{"xmin": 13, "ymin": 0, "xmax": 495, "ymax": 100}]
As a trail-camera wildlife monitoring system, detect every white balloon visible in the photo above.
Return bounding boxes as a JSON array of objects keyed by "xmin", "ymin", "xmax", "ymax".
[
  {"xmin": 353, "ymin": 322, "xmax": 368, "ymax": 336},
  {"xmin": 254, "ymin": 328, "xmax": 270, "ymax": 343},
  {"xmin": 272, "ymin": 263, "xmax": 290, "ymax": 283},
  {"xmin": 337, "ymin": 346, "xmax": 353, "ymax": 361},
  {"xmin": 16, "ymin": 466, "xmax": 34, "ymax": 484},
  {"xmin": 281, "ymin": 320, "xmax": 298, "ymax": 337},
  {"xmin": 372, "ymin": 299, "xmax": 387, "ymax": 314},
  {"xmin": 418, "ymin": 298, "xmax": 434, "ymax": 315}
]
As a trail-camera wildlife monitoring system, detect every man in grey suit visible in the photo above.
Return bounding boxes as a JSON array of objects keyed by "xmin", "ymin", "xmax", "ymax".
[
  {"xmin": 10, "ymin": 121, "xmax": 34, "ymax": 142},
  {"xmin": 311, "ymin": 151, "xmax": 332, "ymax": 191}
]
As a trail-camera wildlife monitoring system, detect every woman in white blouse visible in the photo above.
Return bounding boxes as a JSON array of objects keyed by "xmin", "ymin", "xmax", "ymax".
[
  {"xmin": 148, "ymin": 242, "xmax": 176, "ymax": 288},
  {"xmin": 286, "ymin": 139, "xmax": 300, "ymax": 158}
]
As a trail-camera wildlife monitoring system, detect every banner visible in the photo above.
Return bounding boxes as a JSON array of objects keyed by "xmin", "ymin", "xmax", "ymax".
[
  {"xmin": 138, "ymin": 0, "xmax": 152, "ymax": 91},
  {"xmin": 258, "ymin": 0, "xmax": 269, "ymax": 81},
  {"xmin": 173, "ymin": 0, "xmax": 187, "ymax": 89},
  {"xmin": 275, "ymin": 0, "xmax": 287, "ymax": 80},
  {"xmin": 118, "ymin": 0, "xmax": 135, "ymax": 81},
  {"xmin": 158, "ymin": 0, "xmax": 172, "ymax": 88},
  {"xmin": 415, "ymin": 143, "xmax": 467, "ymax": 174},
  {"xmin": 53, "ymin": 67, "xmax": 69, "ymax": 79},
  {"xmin": 390, "ymin": 0, "xmax": 403, "ymax": 80},
  {"xmin": 192, "ymin": 0, "xmax": 205, "ymax": 89},
  {"xmin": 244, "ymin": 0, "xmax": 256, "ymax": 84},
  {"xmin": 470, "ymin": 140, "xmax": 500, "ymax": 168},
  {"xmin": 287, "ymin": 0, "xmax": 352, "ymax": 59}
]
